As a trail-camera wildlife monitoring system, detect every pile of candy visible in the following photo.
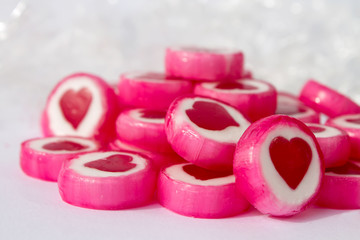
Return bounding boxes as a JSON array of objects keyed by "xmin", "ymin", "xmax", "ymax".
[{"xmin": 20, "ymin": 47, "xmax": 360, "ymax": 218}]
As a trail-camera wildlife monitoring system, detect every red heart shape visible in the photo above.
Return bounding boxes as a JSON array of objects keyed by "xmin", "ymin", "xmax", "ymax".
[
  {"xmin": 186, "ymin": 101, "xmax": 240, "ymax": 130},
  {"xmin": 269, "ymin": 137, "xmax": 312, "ymax": 190},
  {"xmin": 183, "ymin": 164, "xmax": 232, "ymax": 181},
  {"xmin": 215, "ymin": 81, "xmax": 257, "ymax": 90},
  {"xmin": 276, "ymin": 105, "xmax": 307, "ymax": 115},
  {"xmin": 84, "ymin": 154, "xmax": 136, "ymax": 172},
  {"xmin": 347, "ymin": 118, "xmax": 360, "ymax": 124},
  {"xmin": 140, "ymin": 109, "xmax": 167, "ymax": 119},
  {"xmin": 59, "ymin": 88, "xmax": 92, "ymax": 129},
  {"xmin": 42, "ymin": 140, "xmax": 87, "ymax": 151}
]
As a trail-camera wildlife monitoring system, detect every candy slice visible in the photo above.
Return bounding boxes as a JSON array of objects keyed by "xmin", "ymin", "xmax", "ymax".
[
  {"xmin": 306, "ymin": 123, "xmax": 350, "ymax": 168},
  {"xmin": 20, "ymin": 137, "xmax": 99, "ymax": 181},
  {"xmin": 58, "ymin": 151, "xmax": 157, "ymax": 210},
  {"xmin": 117, "ymin": 72, "xmax": 193, "ymax": 110},
  {"xmin": 276, "ymin": 92, "xmax": 320, "ymax": 123},
  {"xmin": 42, "ymin": 73, "xmax": 119, "ymax": 144},
  {"xmin": 299, "ymin": 79, "xmax": 360, "ymax": 117},
  {"xmin": 317, "ymin": 161, "xmax": 360, "ymax": 209},
  {"xmin": 158, "ymin": 163, "xmax": 249, "ymax": 218},
  {"xmin": 234, "ymin": 115, "xmax": 323, "ymax": 216},
  {"xmin": 165, "ymin": 96, "xmax": 250, "ymax": 171},
  {"xmin": 326, "ymin": 114, "xmax": 360, "ymax": 159},
  {"xmin": 194, "ymin": 79, "xmax": 276, "ymax": 122},
  {"xmin": 108, "ymin": 139, "xmax": 184, "ymax": 169},
  {"xmin": 165, "ymin": 47, "xmax": 244, "ymax": 81},
  {"xmin": 116, "ymin": 108, "xmax": 172, "ymax": 153}
]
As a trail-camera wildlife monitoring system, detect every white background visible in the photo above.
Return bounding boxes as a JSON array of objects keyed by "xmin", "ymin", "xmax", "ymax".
[{"xmin": 1, "ymin": 0, "xmax": 360, "ymax": 239}]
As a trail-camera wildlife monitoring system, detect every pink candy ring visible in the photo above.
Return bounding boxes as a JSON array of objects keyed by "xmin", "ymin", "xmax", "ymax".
[
  {"xmin": 165, "ymin": 95, "xmax": 250, "ymax": 171},
  {"xmin": 234, "ymin": 115, "xmax": 324, "ymax": 216},
  {"xmin": 194, "ymin": 79, "xmax": 276, "ymax": 122},
  {"xmin": 165, "ymin": 47, "xmax": 244, "ymax": 81},
  {"xmin": 299, "ymin": 79, "xmax": 360, "ymax": 117},
  {"xmin": 58, "ymin": 151, "xmax": 157, "ymax": 210},
  {"xmin": 108, "ymin": 139, "xmax": 184, "ymax": 169},
  {"xmin": 307, "ymin": 123, "xmax": 350, "ymax": 168},
  {"xmin": 42, "ymin": 73, "xmax": 119, "ymax": 145},
  {"xmin": 276, "ymin": 92, "xmax": 320, "ymax": 123},
  {"xmin": 327, "ymin": 114, "xmax": 360, "ymax": 159},
  {"xmin": 317, "ymin": 161, "xmax": 360, "ymax": 209},
  {"xmin": 117, "ymin": 72, "xmax": 193, "ymax": 110},
  {"xmin": 20, "ymin": 137, "xmax": 99, "ymax": 181},
  {"xmin": 158, "ymin": 163, "xmax": 249, "ymax": 218},
  {"xmin": 116, "ymin": 108, "xmax": 172, "ymax": 153}
]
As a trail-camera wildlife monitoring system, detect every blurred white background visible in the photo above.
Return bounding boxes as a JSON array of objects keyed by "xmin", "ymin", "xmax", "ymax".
[{"xmin": 1, "ymin": 1, "xmax": 360, "ymax": 239}]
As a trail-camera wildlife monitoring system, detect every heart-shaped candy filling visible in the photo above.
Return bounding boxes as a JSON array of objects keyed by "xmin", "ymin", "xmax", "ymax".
[
  {"xmin": 346, "ymin": 118, "xmax": 360, "ymax": 125},
  {"xmin": 140, "ymin": 109, "xmax": 167, "ymax": 119},
  {"xmin": 84, "ymin": 154, "xmax": 136, "ymax": 172},
  {"xmin": 215, "ymin": 82, "xmax": 257, "ymax": 90},
  {"xmin": 309, "ymin": 126, "xmax": 325, "ymax": 133},
  {"xmin": 183, "ymin": 164, "xmax": 232, "ymax": 181},
  {"xmin": 269, "ymin": 136, "xmax": 312, "ymax": 190},
  {"xmin": 276, "ymin": 105, "xmax": 307, "ymax": 115},
  {"xmin": 326, "ymin": 162, "xmax": 360, "ymax": 175},
  {"xmin": 59, "ymin": 88, "xmax": 92, "ymax": 129},
  {"xmin": 43, "ymin": 140, "xmax": 88, "ymax": 151},
  {"xmin": 186, "ymin": 101, "xmax": 240, "ymax": 130}
]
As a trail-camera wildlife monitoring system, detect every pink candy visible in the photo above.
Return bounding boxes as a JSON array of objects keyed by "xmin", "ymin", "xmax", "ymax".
[
  {"xmin": 21, "ymin": 46, "xmax": 360, "ymax": 218},
  {"xmin": 42, "ymin": 73, "xmax": 119, "ymax": 145},
  {"xmin": 165, "ymin": 47, "xmax": 244, "ymax": 81},
  {"xmin": 194, "ymin": 79, "xmax": 276, "ymax": 122},
  {"xmin": 234, "ymin": 115, "xmax": 324, "ymax": 216},
  {"xmin": 300, "ymin": 79, "xmax": 360, "ymax": 117},
  {"xmin": 158, "ymin": 163, "xmax": 249, "ymax": 218}
]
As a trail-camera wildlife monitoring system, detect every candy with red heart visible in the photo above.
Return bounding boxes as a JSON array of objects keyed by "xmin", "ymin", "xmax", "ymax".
[
  {"xmin": 20, "ymin": 137, "xmax": 99, "ymax": 181},
  {"xmin": 58, "ymin": 151, "xmax": 157, "ymax": 210},
  {"xmin": 234, "ymin": 115, "xmax": 324, "ymax": 216},
  {"xmin": 165, "ymin": 47, "xmax": 244, "ymax": 81},
  {"xmin": 194, "ymin": 79, "xmax": 276, "ymax": 122},
  {"xmin": 299, "ymin": 79, "xmax": 360, "ymax": 117},
  {"xmin": 42, "ymin": 73, "xmax": 119, "ymax": 145},
  {"xmin": 117, "ymin": 72, "xmax": 193, "ymax": 110},
  {"xmin": 307, "ymin": 123, "xmax": 350, "ymax": 168},
  {"xmin": 158, "ymin": 163, "xmax": 249, "ymax": 218},
  {"xmin": 326, "ymin": 114, "xmax": 360, "ymax": 159},
  {"xmin": 108, "ymin": 139, "xmax": 185, "ymax": 169},
  {"xmin": 165, "ymin": 96, "xmax": 250, "ymax": 171},
  {"xmin": 276, "ymin": 92, "xmax": 320, "ymax": 123},
  {"xmin": 116, "ymin": 108, "xmax": 172, "ymax": 153},
  {"xmin": 317, "ymin": 161, "xmax": 360, "ymax": 209}
]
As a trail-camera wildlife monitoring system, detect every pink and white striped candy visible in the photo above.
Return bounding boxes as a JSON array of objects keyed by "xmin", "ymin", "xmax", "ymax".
[
  {"xmin": 165, "ymin": 95, "xmax": 250, "ymax": 171},
  {"xmin": 20, "ymin": 137, "xmax": 99, "ymax": 181},
  {"xmin": 108, "ymin": 139, "xmax": 185, "ymax": 169},
  {"xmin": 158, "ymin": 163, "xmax": 249, "ymax": 218},
  {"xmin": 317, "ymin": 160, "xmax": 360, "ymax": 209},
  {"xmin": 276, "ymin": 92, "xmax": 320, "ymax": 123},
  {"xmin": 299, "ymin": 79, "xmax": 360, "ymax": 117},
  {"xmin": 58, "ymin": 151, "xmax": 157, "ymax": 210},
  {"xmin": 42, "ymin": 73, "xmax": 119, "ymax": 145},
  {"xmin": 117, "ymin": 72, "xmax": 193, "ymax": 110},
  {"xmin": 307, "ymin": 123, "xmax": 350, "ymax": 168},
  {"xmin": 327, "ymin": 114, "xmax": 360, "ymax": 159},
  {"xmin": 116, "ymin": 108, "xmax": 172, "ymax": 153},
  {"xmin": 165, "ymin": 47, "xmax": 244, "ymax": 81},
  {"xmin": 234, "ymin": 115, "xmax": 324, "ymax": 216},
  {"xmin": 194, "ymin": 79, "xmax": 276, "ymax": 122}
]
